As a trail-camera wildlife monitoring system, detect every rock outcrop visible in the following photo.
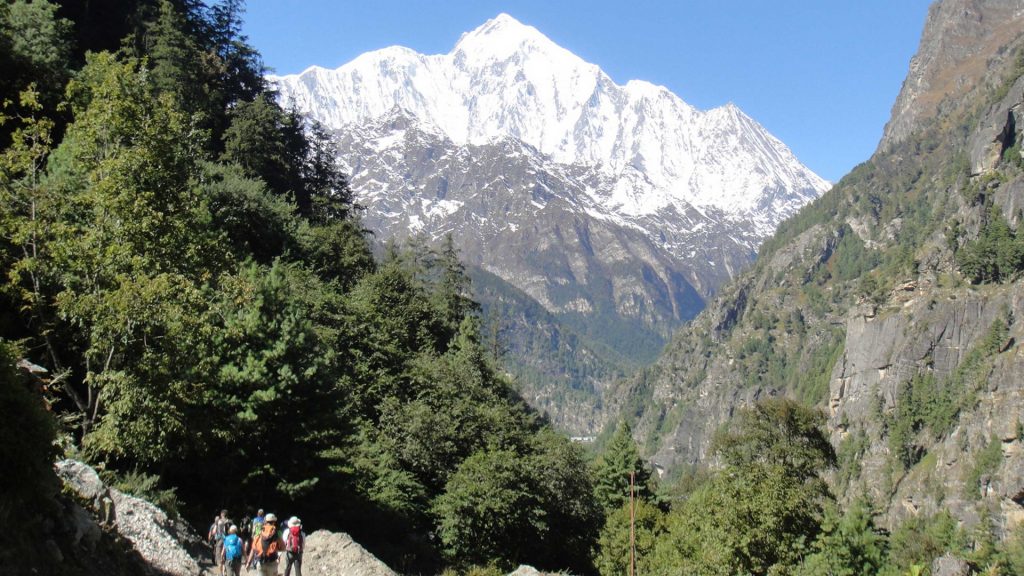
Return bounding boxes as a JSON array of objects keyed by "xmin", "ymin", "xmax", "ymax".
[
  {"xmin": 880, "ymin": 0, "xmax": 1024, "ymax": 151},
  {"xmin": 968, "ymin": 75, "xmax": 1024, "ymax": 175},
  {"xmin": 35, "ymin": 460, "xmax": 405, "ymax": 576},
  {"xmin": 300, "ymin": 530, "xmax": 398, "ymax": 576},
  {"xmin": 56, "ymin": 459, "xmax": 211, "ymax": 576}
]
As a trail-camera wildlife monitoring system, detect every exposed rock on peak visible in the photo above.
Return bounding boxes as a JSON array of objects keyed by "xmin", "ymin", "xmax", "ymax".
[{"xmin": 880, "ymin": 0, "xmax": 1024, "ymax": 150}]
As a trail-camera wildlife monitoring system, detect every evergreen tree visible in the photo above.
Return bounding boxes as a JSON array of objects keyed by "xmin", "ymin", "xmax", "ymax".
[
  {"xmin": 0, "ymin": 0, "xmax": 72, "ymax": 112},
  {"xmin": 221, "ymin": 94, "xmax": 299, "ymax": 199},
  {"xmin": 592, "ymin": 420, "xmax": 655, "ymax": 513},
  {"xmin": 798, "ymin": 499, "xmax": 888, "ymax": 576},
  {"xmin": 146, "ymin": 0, "xmax": 208, "ymax": 113}
]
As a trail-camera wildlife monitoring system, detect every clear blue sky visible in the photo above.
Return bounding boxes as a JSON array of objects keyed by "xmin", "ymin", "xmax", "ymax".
[{"xmin": 242, "ymin": 1, "xmax": 933, "ymax": 183}]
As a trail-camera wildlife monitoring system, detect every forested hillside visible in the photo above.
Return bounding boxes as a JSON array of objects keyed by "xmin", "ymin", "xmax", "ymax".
[{"xmin": 0, "ymin": 1, "xmax": 600, "ymax": 573}]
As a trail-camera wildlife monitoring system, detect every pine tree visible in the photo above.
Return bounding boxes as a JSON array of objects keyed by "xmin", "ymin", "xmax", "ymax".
[{"xmin": 592, "ymin": 420, "xmax": 655, "ymax": 512}]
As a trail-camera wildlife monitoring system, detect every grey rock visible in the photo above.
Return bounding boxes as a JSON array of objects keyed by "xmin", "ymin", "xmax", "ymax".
[
  {"xmin": 55, "ymin": 459, "xmax": 107, "ymax": 503},
  {"xmin": 880, "ymin": 0, "xmax": 1024, "ymax": 151},
  {"xmin": 604, "ymin": 0, "xmax": 1024, "ymax": 537},
  {"xmin": 301, "ymin": 530, "xmax": 398, "ymax": 576},
  {"xmin": 55, "ymin": 459, "xmax": 211, "ymax": 576},
  {"xmin": 44, "ymin": 539, "xmax": 63, "ymax": 564},
  {"xmin": 931, "ymin": 553, "xmax": 975, "ymax": 576},
  {"xmin": 65, "ymin": 502, "xmax": 101, "ymax": 550},
  {"xmin": 109, "ymin": 488, "xmax": 206, "ymax": 576},
  {"xmin": 507, "ymin": 567, "xmax": 545, "ymax": 576},
  {"xmin": 968, "ymin": 75, "xmax": 1024, "ymax": 175}
]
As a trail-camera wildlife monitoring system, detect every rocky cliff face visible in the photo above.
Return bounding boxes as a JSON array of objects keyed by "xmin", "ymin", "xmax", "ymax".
[
  {"xmin": 880, "ymin": 0, "xmax": 1024, "ymax": 150},
  {"xmin": 616, "ymin": 0, "xmax": 1024, "ymax": 536}
]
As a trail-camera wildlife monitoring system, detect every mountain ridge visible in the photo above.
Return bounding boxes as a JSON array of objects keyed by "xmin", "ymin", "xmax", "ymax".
[{"xmin": 270, "ymin": 13, "xmax": 829, "ymax": 234}]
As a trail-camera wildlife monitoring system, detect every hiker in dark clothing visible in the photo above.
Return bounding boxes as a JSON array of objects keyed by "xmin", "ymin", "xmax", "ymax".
[{"xmin": 207, "ymin": 509, "xmax": 233, "ymax": 576}]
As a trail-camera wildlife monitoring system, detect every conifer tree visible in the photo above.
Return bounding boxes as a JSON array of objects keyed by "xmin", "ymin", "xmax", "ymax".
[{"xmin": 592, "ymin": 420, "xmax": 655, "ymax": 512}]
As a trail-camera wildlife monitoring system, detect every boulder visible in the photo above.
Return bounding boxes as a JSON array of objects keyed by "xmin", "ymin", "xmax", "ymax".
[
  {"xmin": 301, "ymin": 530, "xmax": 398, "ymax": 576},
  {"xmin": 55, "ymin": 459, "xmax": 108, "ymax": 503},
  {"xmin": 932, "ymin": 553, "xmax": 975, "ymax": 576}
]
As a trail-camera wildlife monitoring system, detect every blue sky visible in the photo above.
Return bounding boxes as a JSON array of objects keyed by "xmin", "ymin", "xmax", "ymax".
[{"xmin": 242, "ymin": 1, "xmax": 933, "ymax": 183}]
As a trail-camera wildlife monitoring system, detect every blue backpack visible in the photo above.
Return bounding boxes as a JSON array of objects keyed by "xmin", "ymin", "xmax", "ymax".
[{"xmin": 223, "ymin": 534, "xmax": 243, "ymax": 561}]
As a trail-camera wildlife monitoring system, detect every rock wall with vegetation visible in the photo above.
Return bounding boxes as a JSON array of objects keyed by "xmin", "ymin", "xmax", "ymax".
[{"xmin": 605, "ymin": 0, "xmax": 1024, "ymax": 570}]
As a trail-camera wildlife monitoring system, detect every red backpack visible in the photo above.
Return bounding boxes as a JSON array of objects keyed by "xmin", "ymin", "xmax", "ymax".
[{"xmin": 286, "ymin": 525, "xmax": 303, "ymax": 553}]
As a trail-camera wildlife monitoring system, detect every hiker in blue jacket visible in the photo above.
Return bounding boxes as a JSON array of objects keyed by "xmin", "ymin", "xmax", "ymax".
[{"xmin": 221, "ymin": 525, "xmax": 244, "ymax": 576}]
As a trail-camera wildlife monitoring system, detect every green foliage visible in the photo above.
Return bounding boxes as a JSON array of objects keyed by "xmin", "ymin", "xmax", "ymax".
[
  {"xmin": 660, "ymin": 461, "xmax": 827, "ymax": 575},
  {"xmin": 964, "ymin": 435, "xmax": 1003, "ymax": 500},
  {"xmin": 433, "ymin": 449, "xmax": 543, "ymax": 570},
  {"xmin": 887, "ymin": 313, "xmax": 1010, "ymax": 471},
  {"xmin": 107, "ymin": 469, "xmax": 181, "ymax": 518},
  {"xmin": 886, "ymin": 511, "xmax": 964, "ymax": 573},
  {"xmin": 797, "ymin": 499, "xmax": 888, "ymax": 576},
  {"xmin": 146, "ymin": 0, "xmax": 210, "ymax": 115},
  {"xmin": 831, "ymin": 226, "xmax": 882, "ymax": 283},
  {"xmin": 1003, "ymin": 140, "xmax": 1023, "ymax": 169},
  {"xmin": 652, "ymin": 398, "xmax": 836, "ymax": 576},
  {"xmin": 199, "ymin": 160, "xmax": 301, "ymax": 263},
  {"xmin": 957, "ymin": 205, "xmax": 1024, "ymax": 283},
  {"xmin": 712, "ymin": 396, "xmax": 837, "ymax": 480},
  {"xmin": 0, "ymin": 0, "xmax": 72, "ymax": 112},
  {"xmin": 836, "ymin": 428, "xmax": 870, "ymax": 491},
  {"xmin": 1001, "ymin": 524, "xmax": 1024, "ymax": 576},
  {"xmin": 0, "ymin": 7, "xmax": 602, "ymax": 571},
  {"xmin": 794, "ymin": 328, "xmax": 845, "ymax": 405},
  {"xmin": 886, "ymin": 372, "xmax": 952, "ymax": 469},
  {"xmin": 595, "ymin": 499, "xmax": 667, "ymax": 576}
]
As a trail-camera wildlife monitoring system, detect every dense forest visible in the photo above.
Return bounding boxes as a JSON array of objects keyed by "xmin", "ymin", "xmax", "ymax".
[{"xmin": 3, "ymin": 1, "xmax": 1024, "ymax": 575}]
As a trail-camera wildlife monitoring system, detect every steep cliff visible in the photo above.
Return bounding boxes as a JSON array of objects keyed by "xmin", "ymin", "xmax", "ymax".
[{"xmin": 614, "ymin": 0, "xmax": 1024, "ymax": 536}]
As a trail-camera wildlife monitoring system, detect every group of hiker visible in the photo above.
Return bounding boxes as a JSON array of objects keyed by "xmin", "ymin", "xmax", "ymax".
[{"xmin": 208, "ymin": 508, "xmax": 306, "ymax": 576}]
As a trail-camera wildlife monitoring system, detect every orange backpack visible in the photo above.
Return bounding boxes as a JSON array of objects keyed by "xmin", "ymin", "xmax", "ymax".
[{"xmin": 253, "ymin": 524, "xmax": 280, "ymax": 560}]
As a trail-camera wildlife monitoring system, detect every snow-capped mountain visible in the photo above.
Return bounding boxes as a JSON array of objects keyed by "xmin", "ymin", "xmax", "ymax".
[
  {"xmin": 269, "ymin": 14, "xmax": 830, "ymax": 432},
  {"xmin": 272, "ymin": 13, "xmax": 829, "ymax": 243}
]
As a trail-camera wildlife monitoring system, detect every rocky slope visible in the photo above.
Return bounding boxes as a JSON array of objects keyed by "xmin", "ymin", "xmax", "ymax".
[
  {"xmin": 26, "ymin": 459, "xmax": 415, "ymax": 576},
  {"xmin": 610, "ymin": 0, "xmax": 1024, "ymax": 536}
]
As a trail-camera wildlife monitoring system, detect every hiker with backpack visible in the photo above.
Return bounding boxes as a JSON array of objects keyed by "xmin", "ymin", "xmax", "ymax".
[
  {"xmin": 283, "ymin": 516, "xmax": 305, "ymax": 576},
  {"xmin": 247, "ymin": 512, "xmax": 285, "ymax": 576},
  {"xmin": 222, "ymin": 525, "xmax": 244, "ymax": 576},
  {"xmin": 208, "ymin": 509, "xmax": 234, "ymax": 576},
  {"xmin": 245, "ymin": 509, "xmax": 265, "ymax": 570}
]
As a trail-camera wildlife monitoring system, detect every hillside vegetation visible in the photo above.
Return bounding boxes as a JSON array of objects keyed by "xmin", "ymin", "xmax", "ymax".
[{"xmin": 0, "ymin": 1, "xmax": 599, "ymax": 572}]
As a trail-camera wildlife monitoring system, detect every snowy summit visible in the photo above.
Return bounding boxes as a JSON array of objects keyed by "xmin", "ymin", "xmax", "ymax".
[{"xmin": 271, "ymin": 14, "xmax": 829, "ymax": 234}]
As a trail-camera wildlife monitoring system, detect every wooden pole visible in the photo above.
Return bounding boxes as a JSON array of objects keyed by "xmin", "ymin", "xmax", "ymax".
[{"xmin": 629, "ymin": 470, "xmax": 636, "ymax": 576}]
